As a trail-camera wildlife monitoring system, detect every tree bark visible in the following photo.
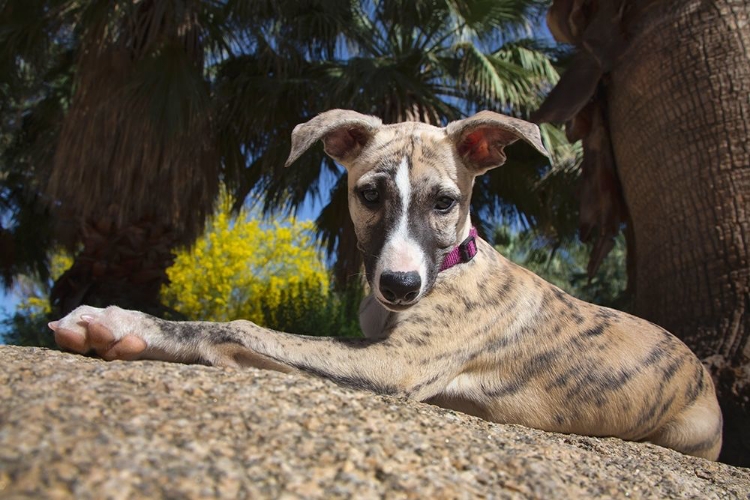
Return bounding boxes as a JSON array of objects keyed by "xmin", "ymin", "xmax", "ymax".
[
  {"xmin": 606, "ymin": 0, "xmax": 749, "ymax": 465},
  {"xmin": 51, "ymin": 217, "xmax": 179, "ymax": 318}
]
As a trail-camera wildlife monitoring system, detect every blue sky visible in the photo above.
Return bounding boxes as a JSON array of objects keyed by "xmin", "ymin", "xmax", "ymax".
[{"xmin": 1, "ymin": 289, "xmax": 18, "ymax": 317}]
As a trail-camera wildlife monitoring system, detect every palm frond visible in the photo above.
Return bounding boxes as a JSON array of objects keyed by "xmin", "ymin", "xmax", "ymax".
[
  {"xmin": 447, "ymin": 0, "xmax": 547, "ymax": 45},
  {"xmin": 453, "ymin": 39, "xmax": 559, "ymax": 115}
]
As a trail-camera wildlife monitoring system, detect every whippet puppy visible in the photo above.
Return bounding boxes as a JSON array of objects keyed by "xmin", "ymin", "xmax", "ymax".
[{"xmin": 49, "ymin": 109, "xmax": 723, "ymax": 460}]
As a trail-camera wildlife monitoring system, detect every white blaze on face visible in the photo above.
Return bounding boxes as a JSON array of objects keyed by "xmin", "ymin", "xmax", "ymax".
[{"xmin": 374, "ymin": 156, "xmax": 428, "ymax": 301}]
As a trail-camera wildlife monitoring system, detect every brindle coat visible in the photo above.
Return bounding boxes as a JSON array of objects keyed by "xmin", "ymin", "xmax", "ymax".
[{"xmin": 50, "ymin": 109, "xmax": 723, "ymax": 460}]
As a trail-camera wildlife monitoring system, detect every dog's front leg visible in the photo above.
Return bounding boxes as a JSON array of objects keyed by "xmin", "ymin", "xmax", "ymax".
[{"xmin": 50, "ymin": 305, "xmax": 452, "ymax": 399}]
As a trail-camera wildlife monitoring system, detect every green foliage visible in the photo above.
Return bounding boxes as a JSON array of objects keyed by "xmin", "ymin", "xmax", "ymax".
[
  {"xmin": 1, "ymin": 253, "xmax": 73, "ymax": 346},
  {"xmin": 262, "ymin": 282, "xmax": 364, "ymax": 338},
  {"xmin": 1, "ymin": 306, "xmax": 56, "ymax": 348},
  {"xmin": 493, "ymin": 225, "xmax": 630, "ymax": 310},
  {"xmin": 0, "ymin": 11, "xmax": 66, "ymax": 289}
]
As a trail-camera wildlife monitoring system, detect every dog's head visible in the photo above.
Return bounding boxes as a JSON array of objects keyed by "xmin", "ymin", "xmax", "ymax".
[{"xmin": 286, "ymin": 109, "xmax": 548, "ymax": 311}]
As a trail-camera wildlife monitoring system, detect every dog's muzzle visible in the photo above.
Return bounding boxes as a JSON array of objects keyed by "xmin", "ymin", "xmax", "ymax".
[{"xmin": 375, "ymin": 228, "xmax": 479, "ymax": 310}]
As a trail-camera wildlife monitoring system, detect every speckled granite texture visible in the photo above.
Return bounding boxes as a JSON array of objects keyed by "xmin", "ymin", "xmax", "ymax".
[{"xmin": 1, "ymin": 345, "xmax": 748, "ymax": 499}]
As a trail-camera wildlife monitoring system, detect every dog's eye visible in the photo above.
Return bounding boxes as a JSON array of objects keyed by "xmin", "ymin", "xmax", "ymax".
[
  {"xmin": 435, "ymin": 196, "xmax": 456, "ymax": 212},
  {"xmin": 360, "ymin": 188, "xmax": 380, "ymax": 205}
]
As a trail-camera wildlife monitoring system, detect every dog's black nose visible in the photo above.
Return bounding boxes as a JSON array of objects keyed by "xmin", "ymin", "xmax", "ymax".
[{"xmin": 379, "ymin": 271, "xmax": 421, "ymax": 303}]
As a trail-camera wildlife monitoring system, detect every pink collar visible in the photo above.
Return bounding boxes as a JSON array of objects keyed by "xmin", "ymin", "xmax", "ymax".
[{"xmin": 440, "ymin": 227, "xmax": 479, "ymax": 272}]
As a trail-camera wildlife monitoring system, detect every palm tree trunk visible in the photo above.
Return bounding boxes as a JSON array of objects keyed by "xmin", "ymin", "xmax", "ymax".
[
  {"xmin": 51, "ymin": 217, "xmax": 179, "ymax": 317},
  {"xmin": 43, "ymin": 0, "xmax": 216, "ymax": 318},
  {"xmin": 606, "ymin": 0, "xmax": 749, "ymax": 465}
]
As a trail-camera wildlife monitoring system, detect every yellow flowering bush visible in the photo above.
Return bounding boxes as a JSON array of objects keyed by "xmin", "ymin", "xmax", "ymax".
[{"xmin": 161, "ymin": 197, "xmax": 330, "ymax": 325}]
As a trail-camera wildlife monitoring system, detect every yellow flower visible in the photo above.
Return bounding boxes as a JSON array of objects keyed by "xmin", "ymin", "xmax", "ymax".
[{"xmin": 161, "ymin": 190, "xmax": 330, "ymax": 324}]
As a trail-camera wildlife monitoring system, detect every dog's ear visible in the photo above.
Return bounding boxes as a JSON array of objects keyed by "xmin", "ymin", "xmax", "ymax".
[
  {"xmin": 446, "ymin": 111, "xmax": 549, "ymax": 174},
  {"xmin": 285, "ymin": 109, "xmax": 382, "ymax": 168}
]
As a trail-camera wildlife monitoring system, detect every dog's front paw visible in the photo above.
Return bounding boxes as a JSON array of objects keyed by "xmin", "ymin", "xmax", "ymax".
[{"xmin": 49, "ymin": 305, "xmax": 149, "ymax": 361}]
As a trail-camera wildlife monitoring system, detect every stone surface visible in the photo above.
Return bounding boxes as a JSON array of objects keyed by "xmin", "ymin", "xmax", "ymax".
[{"xmin": 0, "ymin": 345, "xmax": 748, "ymax": 499}]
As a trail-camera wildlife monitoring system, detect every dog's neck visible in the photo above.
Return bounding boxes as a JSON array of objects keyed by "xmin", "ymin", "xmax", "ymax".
[{"xmin": 440, "ymin": 227, "xmax": 478, "ymax": 272}]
